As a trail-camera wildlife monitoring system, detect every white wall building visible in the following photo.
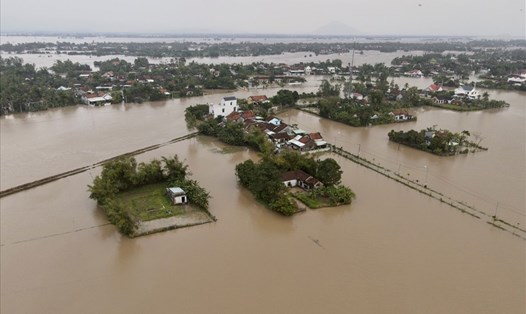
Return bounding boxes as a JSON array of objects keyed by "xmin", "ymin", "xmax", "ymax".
[
  {"xmin": 209, "ymin": 96, "xmax": 238, "ymax": 118},
  {"xmin": 166, "ymin": 187, "xmax": 188, "ymax": 205}
]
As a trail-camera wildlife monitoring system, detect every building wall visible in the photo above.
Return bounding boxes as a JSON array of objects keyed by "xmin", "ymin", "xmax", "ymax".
[
  {"xmin": 174, "ymin": 195, "xmax": 188, "ymax": 204},
  {"xmin": 283, "ymin": 179, "xmax": 298, "ymax": 187},
  {"xmin": 210, "ymin": 98, "xmax": 238, "ymax": 118}
]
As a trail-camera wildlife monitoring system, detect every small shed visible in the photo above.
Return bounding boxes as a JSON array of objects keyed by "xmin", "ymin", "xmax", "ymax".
[{"xmin": 166, "ymin": 187, "xmax": 188, "ymax": 205}]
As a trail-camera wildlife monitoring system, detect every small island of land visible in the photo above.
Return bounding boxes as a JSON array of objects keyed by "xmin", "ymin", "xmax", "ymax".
[
  {"xmin": 388, "ymin": 127, "xmax": 487, "ymax": 156},
  {"xmin": 236, "ymin": 151, "xmax": 355, "ymax": 215},
  {"xmin": 88, "ymin": 155, "xmax": 215, "ymax": 237}
]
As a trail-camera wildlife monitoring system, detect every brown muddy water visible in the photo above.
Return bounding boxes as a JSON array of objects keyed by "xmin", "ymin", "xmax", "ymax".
[{"xmin": 1, "ymin": 84, "xmax": 525, "ymax": 313}]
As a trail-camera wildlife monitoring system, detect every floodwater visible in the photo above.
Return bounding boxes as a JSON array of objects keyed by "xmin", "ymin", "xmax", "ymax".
[
  {"xmin": 1, "ymin": 71, "xmax": 525, "ymax": 312},
  {"xmin": 1, "ymin": 49, "xmax": 424, "ymax": 70}
]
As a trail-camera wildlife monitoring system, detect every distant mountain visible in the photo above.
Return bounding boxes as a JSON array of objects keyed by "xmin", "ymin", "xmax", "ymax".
[{"xmin": 312, "ymin": 21, "xmax": 364, "ymax": 36}]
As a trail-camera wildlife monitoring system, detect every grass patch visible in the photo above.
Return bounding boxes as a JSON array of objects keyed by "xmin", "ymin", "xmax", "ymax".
[
  {"xmin": 116, "ymin": 183, "xmax": 186, "ymax": 221},
  {"xmin": 293, "ymin": 192, "xmax": 331, "ymax": 209}
]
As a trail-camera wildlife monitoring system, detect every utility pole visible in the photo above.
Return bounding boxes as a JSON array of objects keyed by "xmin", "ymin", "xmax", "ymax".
[
  {"xmin": 424, "ymin": 165, "xmax": 428, "ymax": 187},
  {"xmin": 493, "ymin": 202, "xmax": 499, "ymax": 219}
]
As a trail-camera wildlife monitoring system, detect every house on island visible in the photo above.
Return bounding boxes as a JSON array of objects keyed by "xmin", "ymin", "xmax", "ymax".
[
  {"xmin": 166, "ymin": 187, "xmax": 188, "ymax": 205},
  {"xmin": 282, "ymin": 170, "xmax": 323, "ymax": 190},
  {"xmin": 209, "ymin": 96, "xmax": 238, "ymax": 118},
  {"xmin": 454, "ymin": 85, "xmax": 480, "ymax": 100},
  {"xmin": 389, "ymin": 110, "xmax": 414, "ymax": 122}
]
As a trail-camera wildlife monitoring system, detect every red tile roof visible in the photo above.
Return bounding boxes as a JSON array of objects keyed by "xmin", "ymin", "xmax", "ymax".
[
  {"xmin": 309, "ymin": 132, "xmax": 323, "ymax": 140},
  {"xmin": 249, "ymin": 95, "xmax": 268, "ymax": 102}
]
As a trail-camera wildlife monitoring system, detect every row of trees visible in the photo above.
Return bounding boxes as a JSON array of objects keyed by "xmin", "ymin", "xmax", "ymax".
[
  {"xmin": 88, "ymin": 155, "xmax": 210, "ymax": 236},
  {"xmin": 4, "ymin": 40, "xmax": 523, "ymax": 58},
  {"xmin": 0, "ymin": 57, "xmax": 78, "ymax": 115}
]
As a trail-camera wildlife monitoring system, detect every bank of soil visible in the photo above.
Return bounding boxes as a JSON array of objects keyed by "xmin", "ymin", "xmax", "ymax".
[{"xmin": 134, "ymin": 209, "xmax": 215, "ymax": 236}]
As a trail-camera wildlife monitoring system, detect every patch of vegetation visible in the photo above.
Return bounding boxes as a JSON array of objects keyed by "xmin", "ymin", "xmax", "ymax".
[
  {"xmin": 116, "ymin": 183, "xmax": 185, "ymax": 221},
  {"xmin": 388, "ymin": 127, "xmax": 487, "ymax": 156},
  {"xmin": 235, "ymin": 151, "xmax": 354, "ymax": 215},
  {"xmin": 88, "ymin": 155, "xmax": 210, "ymax": 236},
  {"xmin": 186, "ymin": 105, "xmax": 275, "ymax": 154},
  {"xmin": 294, "ymin": 185, "xmax": 356, "ymax": 209}
]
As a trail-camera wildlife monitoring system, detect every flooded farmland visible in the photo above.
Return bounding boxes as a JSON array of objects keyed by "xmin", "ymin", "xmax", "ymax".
[{"xmin": 1, "ymin": 65, "xmax": 525, "ymax": 313}]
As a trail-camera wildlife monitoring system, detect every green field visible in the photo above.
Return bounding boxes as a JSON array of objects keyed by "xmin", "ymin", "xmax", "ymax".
[
  {"xmin": 116, "ymin": 183, "xmax": 186, "ymax": 221},
  {"xmin": 292, "ymin": 192, "xmax": 331, "ymax": 209}
]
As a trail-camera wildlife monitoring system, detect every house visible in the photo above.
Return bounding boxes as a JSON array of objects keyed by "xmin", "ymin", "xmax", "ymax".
[
  {"xmin": 81, "ymin": 92, "xmax": 112, "ymax": 105},
  {"xmin": 209, "ymin": 96, "xmax": 238, "ymax": 118},
  {"xmin": 166, "ymin": 187, "xmax": 188, "ymax": 205},
  {"xmin": 226, "ymin": 110, "xmax": 255, "ymax": 123},
  {"xmin": 388, "ymin": 110, "xmax": 413, "ymax": 121},
  {"xmin": 427, "ymin": 84, "xmax": 443, "ymax": 92},
  {"xmin": 309, "ymin": 132, "xmax": 329, "ymax": 149},
  {"xmin": 454, "ymin": 85, "xmax": 480, "ymax": 99},
  {"xmin": 247, "ymin": 95, "xmax": 269, "ymax": 104},
  {"xmin": 269, "ymin": 132, "xmax": 292, "ymax": 144},
  {"xmin": 432, "ymin": 96, "xmax": 452, "ymax": 104},
  {"xmin": 288, "ymin": 68, "xmax": 305, "ymax": 76},
  {"xmin": 507, "ymin": 76, "xmax": 526, "ymax": 84},
  {"xmin": 351, "ymin": 93, "xmax": 364, "ymax": 100},
  {"xmin": 282, "ymin": 170, "xmax": 323, "ymax": 190},
  {"xmin": 266, "ymin": 117, "xmax": 282, "ymax": 126},
  {"xmin": 404, "ymin": 70, "xmax": 424, "ymax": 77}
]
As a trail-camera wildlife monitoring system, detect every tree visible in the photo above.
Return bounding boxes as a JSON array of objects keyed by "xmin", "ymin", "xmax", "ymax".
[
  {"xmin": 316, "ymin": 158, "xmax": 342, "ymax": 186},
  {"xmin": 134, "ymin": 57, "xmax": 149, "ymax": 68},
  {"xmin": 272, "ymin": 89, "xmax": 299, "ymax": 106},
  {"xmin": 318, "ymin": 80, "xmax": 341, "ymax": 97},
  {"xmin": 162, "ymin": 155, "xmax": 188, "ymax": 182}
]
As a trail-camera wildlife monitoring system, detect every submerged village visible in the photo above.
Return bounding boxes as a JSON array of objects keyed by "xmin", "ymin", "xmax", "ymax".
[{"xmin": 1, "ymin": 40, "xmax": 523, "ymax": 238}]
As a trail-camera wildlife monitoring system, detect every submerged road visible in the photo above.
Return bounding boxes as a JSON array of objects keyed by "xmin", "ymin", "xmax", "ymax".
[
  {"xmin": 0, "ymin": 132, "xmax": 199, "ymax": 198},
  {"xmin": 1, "ymin": 132, "xmax": 523, "ymax": 240},
  {"xmin": 330, "ymin": 145, "xmax": 526, "ymax": 240}
]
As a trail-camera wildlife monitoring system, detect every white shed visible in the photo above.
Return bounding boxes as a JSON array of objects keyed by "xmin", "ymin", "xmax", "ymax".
[{"xmin": 166, "ymin": 187, "xmax": 188, "ymax": 205}]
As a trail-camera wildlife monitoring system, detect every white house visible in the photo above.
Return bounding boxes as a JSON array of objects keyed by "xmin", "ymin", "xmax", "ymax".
[
  {"xmin": 166, "ymin": 187, "xmax": 188, "ymax": 205},
  {"xmin": 404, "ymin": 70, "xmax": 424, "ymax": 77},
  {"xmin": 454, "ymin": 85, "xmax": 480, "ymax": 99},
  {"xmin": 209, "ymin": 96, "xmax": 238, "ymax": 118},
  {"xmin": 282, "ymin": 170, "xmax": 323, "ymax": 190},
  {"xmin": 389, "ymin": 110, "xmax": 413, "ymax": 121}
]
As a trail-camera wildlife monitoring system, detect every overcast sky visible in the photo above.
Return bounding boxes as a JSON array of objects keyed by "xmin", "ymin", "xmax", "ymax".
[{"xmin": 1, "ymin": 0, "xmax": 525, "ymax": 37}]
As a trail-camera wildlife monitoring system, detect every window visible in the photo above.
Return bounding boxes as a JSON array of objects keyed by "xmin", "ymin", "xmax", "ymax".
[{"xmin": 222, "ymin": 108, "xmax": 225, "ymax": 113}]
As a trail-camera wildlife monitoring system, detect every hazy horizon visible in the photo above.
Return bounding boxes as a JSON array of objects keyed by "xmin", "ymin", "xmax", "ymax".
[{"xmin": 1, "ymin": 0, "xmax": 525, "ymax": 38}]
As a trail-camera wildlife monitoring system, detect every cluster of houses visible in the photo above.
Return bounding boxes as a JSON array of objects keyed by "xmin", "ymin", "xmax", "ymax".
[{"xmin": 209, "ymin": 96, "xmax": 330, "ymax": 153}]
